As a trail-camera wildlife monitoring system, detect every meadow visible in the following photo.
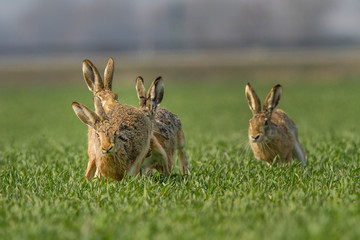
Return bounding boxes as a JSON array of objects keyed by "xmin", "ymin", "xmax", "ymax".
[{"xmin": 0, "ymin": 54, "xmax": 360, "ymax": 240}]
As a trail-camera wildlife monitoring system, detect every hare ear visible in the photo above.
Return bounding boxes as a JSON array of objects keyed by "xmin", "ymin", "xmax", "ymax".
[
  {"xmin": 147, "ymin": 76, "xmax": 164, "ymax": 113},
  {"xmin": 263, "ymin": 84, "xmax": 282, "ymax": 115},
  {"xmin": 245, "ymin": 83, "xmax": 261, "ymax": 115},
  {"xmin": 135, "ymin": 76, "xmax": 146, "ymax": 107},
  {"xmin": 104, "ymin": 57, "xmax": 114, "ymax": 90},
  {"xmin": 72, "ymin": 102, "xmax": 100, "ymax": 128},
  {"xmin": 84, "ymin": 59, "xmax": 104, "ymax": 93},
  {"xmin": 82, "ymin": 60, "xmax": 95, "ymax": 93},
  {"xmin": 93, "ymin": 97, "xmax": 108, "ymax": 121}
]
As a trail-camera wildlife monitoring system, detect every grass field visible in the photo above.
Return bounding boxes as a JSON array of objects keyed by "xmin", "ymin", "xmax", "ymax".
[{"xmin": 0, "ymin": 58, "xmax": 360, "ymax": 239}]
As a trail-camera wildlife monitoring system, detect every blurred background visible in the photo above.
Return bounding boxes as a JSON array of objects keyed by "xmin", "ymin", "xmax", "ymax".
[
  {"xmin": 1, "ymin": 0, "xmax": 360, "ymax": 85},
  {"xmin": 2, "ymin": 0, "xmax": 360, "ymax": 54}
]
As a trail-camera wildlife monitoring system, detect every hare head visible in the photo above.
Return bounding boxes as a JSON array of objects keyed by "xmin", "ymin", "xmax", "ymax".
[
  {"xmin": 82, "ymin": 58, "xmax": 118, "ymax": 112},
  {"xmin": 245, "ymin": 83, "xmax": 282, "ymax": 143},
  {"xmin": 72, "ymin": 97, "xmax": 119, "ymax": 155},
  {"xmin": 135, "ymin": 76, "xmax": 164, "ymax": 119}
]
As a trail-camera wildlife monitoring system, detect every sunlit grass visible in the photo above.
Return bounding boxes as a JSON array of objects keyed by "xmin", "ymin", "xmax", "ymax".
[{"xmin": 0, "ymin": 77, "xmax": 360, "ymax": 240}]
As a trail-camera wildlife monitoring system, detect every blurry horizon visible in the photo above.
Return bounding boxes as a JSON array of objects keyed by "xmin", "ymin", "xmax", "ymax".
[{"xmin": 1, "ymin": 0, "xmax": 360, "ymax": 56}]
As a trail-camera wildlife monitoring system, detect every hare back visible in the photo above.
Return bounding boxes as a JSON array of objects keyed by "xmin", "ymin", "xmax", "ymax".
[
  {"xmin": 154, "ymin": 107, "xmax": 182, "ymax": 154},
  {"xmin": 155, "ymin": 107, "xmax": 182, "ymax": 136},
  {"xmin": 108, "ymin": 104, "xmax": 152, "ymax": 134},
  {"xmin": 271, "ymin": 109, "xmax": 297, "ymax": 132}
]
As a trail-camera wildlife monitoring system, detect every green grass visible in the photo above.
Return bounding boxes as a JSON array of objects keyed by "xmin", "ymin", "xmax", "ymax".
[{"xmin": 0, "ymin": 76, "xmax": 360, "ymax": 240}]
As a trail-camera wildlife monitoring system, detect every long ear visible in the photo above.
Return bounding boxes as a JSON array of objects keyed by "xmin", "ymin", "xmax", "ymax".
[
  {"xmin": 263, "ymin": 84, "xmax": 282, "ymax": 115},
  {"xmin": 245, "ymin": 83, "xmax": 261, "ymax": 115},
  {"xmin": 104, "ymin": 57, "xmax": 114, "ymax": 90},
  {"xmin": 71, "ymin": 102, "xmax": 100, "ymax": 128},
  {"xmin": 147, "ymin": 76, "xmax": 164, "ymax": 113},
  {"xmin": 82, "ymin": 60, "xmax": 95, "ymax": 93},
  {"xmin": 93, "ymin": 97, "xmax": 108, "ymax": 121},
  {"xmin": 135, "ymin": 76, "xmax": 146, "ymax": 107},
  {"xmin": 83, "ymin": 59, "xmax": 104, "ymax": 93}
]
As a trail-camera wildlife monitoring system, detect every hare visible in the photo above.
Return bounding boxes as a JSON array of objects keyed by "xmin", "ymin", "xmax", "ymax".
[
  {"xmin": 136, "ymin": 76, "xmax": 190, "ymax": 175},
  {"xmin": 245, "ymin": 83, "xmax": 306, "ymax": 167},
  {"xmin": 81, "ymin": 59, "xmax": 173, "ymax": 177},
  {"xmin": 72, "ymin": 92, "xmax": 164, "ymax": 181},
  {"xmin": 81, "ymin": 58, "xmax": 119, "ymax": 180},
  {"xmin": 74, "ymin": 58, "xmax": 164, "ymax": 181}
]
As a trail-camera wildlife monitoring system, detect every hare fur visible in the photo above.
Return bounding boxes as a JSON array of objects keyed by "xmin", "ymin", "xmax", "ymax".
[
  {"xmin": 136, "ymin": 77, "xmax": 190, "ymax": 175},
  {"xmin": 72, "ymin": 97, "xmax": 152, "ymax": 181},
  {"xmin": 77, "ymin": 59, "xmax": 163, "ymax": 180},
  {"xmin": 245, "ymin": 83, "xmax": 306, "ymax": 166}
]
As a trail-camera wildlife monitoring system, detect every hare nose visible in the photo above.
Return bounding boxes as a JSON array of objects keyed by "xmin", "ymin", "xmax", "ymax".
[
  {"xmin": 252, "ymin": 135, "xmax": 260, "ymax": 142},
  {"xmin": 102, "ymin": 146, "xmax": 113, "ymax": 154}
]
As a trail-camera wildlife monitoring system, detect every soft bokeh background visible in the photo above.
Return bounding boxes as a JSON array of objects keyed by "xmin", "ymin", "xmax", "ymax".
[
  {"xmin": 2, "ymin": 0, "xmax": 360, "ymax": 53},
  {"xmin": 1, "ymin": 0, "xmax": 360, "ymax": 83}
]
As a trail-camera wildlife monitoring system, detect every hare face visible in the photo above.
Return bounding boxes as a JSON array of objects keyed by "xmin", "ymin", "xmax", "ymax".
[
  {"xmin": 95, "ymin": 122, "xmax": 116, "ymax": 154},
  {"xmin": 249, "ymin": 113, "xmax": 272, "ymax": 143}
]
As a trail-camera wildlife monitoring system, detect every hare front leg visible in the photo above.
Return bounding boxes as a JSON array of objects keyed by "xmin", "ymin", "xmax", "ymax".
[{"xmin": 85, "ymin": 127, "xmax": 97, "ymax": 181}]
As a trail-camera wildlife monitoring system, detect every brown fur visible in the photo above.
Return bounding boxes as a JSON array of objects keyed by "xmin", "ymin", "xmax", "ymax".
[
  {"xmin": 142, "ymin": 107, "xmax": 189, "ymax": 175},
  {"xmin": 81, "ymin": 59, "xmax": 188, "ymax": 177},
  {"xmin": 82, "ymin": 58, "xmax": 120, "ymax": 179},
  {"xmin": 78, "ymin": 59, "xmax": 159, "ymax": 181},
  {"xmin": 245, "ymin": 83, "xmax": 306, "ymax": 166},
  {"xmin": 136, "ymin": 77, "xmax": 190, "ymax": 175},
  {"xmin": 72, "ymin": 98, "xmax": 152, "ymax": 181}
]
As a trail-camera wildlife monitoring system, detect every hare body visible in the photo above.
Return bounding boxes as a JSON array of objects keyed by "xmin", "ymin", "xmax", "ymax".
[
  {"xmin": 141, "ymin": 107, "xmax": 189, "ymax": 175},
  {"xmin": 82, "ymin": 58, "xmax": 119, "ymax": 180},
  {"xmin": 95, "ymin": 105, "xmax": 152, "ymax": 180},
  {"xmin": 245, "ymin": 83, "xmax": 306, "ymax": 166},
  {"xmin": 78, "ymin": 59, "xmax": 163, "ymax": 181},
  {"xmin": 136, "ymin": 77, "xmax": 190, "ymax": 175},
  {"xmin": 72, "ymin": 98, "xmax": 152, "ymax": 181}
]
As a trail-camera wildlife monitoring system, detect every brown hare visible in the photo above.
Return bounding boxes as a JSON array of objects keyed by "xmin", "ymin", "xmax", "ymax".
[
  {"xmin": 81, "ymin": 58, "xmax": 189, "ymax": 176},
  {"xmin": 72, "ymin": 93, "xmax": 163, "ymax": 181},
  {"xmin": 81, "ymin": 58, "xmax": 119, "ymax": 180},
  {"xmin": 73, "ymin": 59, "xmax": 164, "ymax": 181},
  {"xmin": 245, "ymin": 83, "xmax": 306, "ymax": 167},
  {"xmin": 136, "ymin": 76, "xmax": 190, "ymax": 176}
]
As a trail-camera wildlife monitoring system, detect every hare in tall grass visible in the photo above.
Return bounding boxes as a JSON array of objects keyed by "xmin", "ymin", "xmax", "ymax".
[
  {"xmin": 81, "ymin": 58, "xmax": 120, "ymax": 180},
  {"xmin": 245, "ymin": 83, "xmax": 306, "ymax": 167},
  {"xmin": 72, "ymin": 92, "xmax": 163, "ymax": 181},
  {"xmin": 74, "ymin": 58, "xmax": 164, "ymax": 180},
  {"xmin": 136, "ymin": 76, "xmax": 190, "ymax": 175},
  {"xmin": 81, "ymin": 58, "xmax": 189, "ymax": 176}
]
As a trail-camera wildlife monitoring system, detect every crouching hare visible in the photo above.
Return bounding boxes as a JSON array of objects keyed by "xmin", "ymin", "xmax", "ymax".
[
  {"xmin": 136, "ymin": 77, "xmax": 190, "ymax": 176},
  {"xmin": 245, "ymin": 83, "xmax": 306, "ymax": 167},
  {"xmin": 72, "ymin": 93, "xmax": 163, "ymax": 181}
]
